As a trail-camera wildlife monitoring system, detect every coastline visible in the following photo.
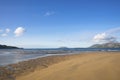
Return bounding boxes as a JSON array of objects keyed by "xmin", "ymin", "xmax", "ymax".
[
  {"xmin": 0, "ymin": 51, "xmax": 120, "ymax": 80},
  {"xmin": 0, "ymin": 52, "xmax": 83, "ymax": 80}
]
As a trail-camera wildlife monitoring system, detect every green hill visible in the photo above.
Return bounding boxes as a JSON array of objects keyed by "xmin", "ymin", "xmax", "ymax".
[
  {"xmin": 0, "ymin": 44, "xmax": 19, "ymax": 49},
  {"xmin": 90, "ymin": 42, "xmax": 120, "ymax": 48}
]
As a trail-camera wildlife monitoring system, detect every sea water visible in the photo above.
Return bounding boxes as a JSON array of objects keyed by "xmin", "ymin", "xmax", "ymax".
[{"xmin": 0, "ymin": 48, "xmax": 120, "ymax": 66}]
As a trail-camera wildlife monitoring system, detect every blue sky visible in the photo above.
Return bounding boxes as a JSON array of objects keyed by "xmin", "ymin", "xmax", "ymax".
[{"xmin": 0, "ymin": 0, "xmax": 120, "ymax": 48}]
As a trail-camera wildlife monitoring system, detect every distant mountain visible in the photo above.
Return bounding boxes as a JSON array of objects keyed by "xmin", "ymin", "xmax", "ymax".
[
  {"xmin": 90, "ymin": 42, "xmax": 120, "ymax": 48},
  {"xmin": 0, "ymin": 44, "xmax": 19, "ymax": 49},
  {"xmin": 58, "ymin": 47, "xmax": 69, "ymax": 50}
]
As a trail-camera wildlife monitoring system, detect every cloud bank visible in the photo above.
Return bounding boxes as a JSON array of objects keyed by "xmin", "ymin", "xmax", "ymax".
[
  {"xmin": 14, "ymin": 27, "xmax": 25, "ymax": 37},
  {"xmin": 93, "ymin": 27, "xmax": 120, "ymax": 43},
  {"xmin": 93, "ymin": 33, "xmax": 117, "ymax": 43}
]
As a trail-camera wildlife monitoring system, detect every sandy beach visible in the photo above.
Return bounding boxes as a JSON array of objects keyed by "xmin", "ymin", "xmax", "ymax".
[{"xmin": 15, "ymin": 52, "xmax": 120, "ymax": 80}]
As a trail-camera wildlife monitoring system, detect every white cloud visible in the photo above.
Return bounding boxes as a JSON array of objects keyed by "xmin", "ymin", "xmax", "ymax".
[
  {"xmin": 93, "ymin": 33, "xmax": 117, "ymax": 43},
  {"xmin": 14, "ymin": 27, "xmax": 25, "ymax": 37},
  {"xmin": 44, "ymin": 11, "xmax": 55, "ymax": 16},
  {"xmin": 93, "ymin": 33, "xmax": 107, "ymax": 42},
  {"xmin": 5, "ymin": 28, "xmax": 10, "ymax": 33},
  {"xmin": 0, "ymin": 28, "xmax": 10, "ymax": 37},
  {"xmin": 0, "ymin": 29, "xmax": 3, "ymax": 32},
  {"xmin": 1, "ymin": 33, "xmax": 7, "ymax": 37},
  {"xmin": 93, "ymin": 27, "xmax": 120, "ymax": 43}
]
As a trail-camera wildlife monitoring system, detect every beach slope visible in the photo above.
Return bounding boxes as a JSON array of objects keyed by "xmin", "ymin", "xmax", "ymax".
[{"xmin": 17, "ymin": 52, "xmax": 120, "ymax": 80}]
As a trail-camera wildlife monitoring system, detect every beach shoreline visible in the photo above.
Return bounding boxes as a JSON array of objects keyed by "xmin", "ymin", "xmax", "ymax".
[
  {"xmin": 0, "ymin": 51, "xmax": 120, "ymax": 80},
  {"xmin": 0, "ymin": 52, "xmax": 83, "ymax": 80}
]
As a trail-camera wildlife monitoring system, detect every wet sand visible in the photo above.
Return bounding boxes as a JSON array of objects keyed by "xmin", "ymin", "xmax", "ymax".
[{"xmin": 16, "ymin": 52, "xmax": 120, "ymax": 80}]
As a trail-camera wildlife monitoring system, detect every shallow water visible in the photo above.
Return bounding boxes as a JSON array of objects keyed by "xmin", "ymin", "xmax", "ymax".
[
  {"xmin": 0, "ymin": 49, "xmax": 76, "ymax": 66},
  {"xmin": 0, "ymin": 49, "xmax": 46, "ymax": 65},
  {"xmin": 0, "ymin": 48, "xmax": 120, "ymax": 66}
]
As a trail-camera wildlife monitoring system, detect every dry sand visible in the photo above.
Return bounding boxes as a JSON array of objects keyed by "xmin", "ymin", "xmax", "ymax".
[{"xmin": 16, "ymin": 52, "xmax": 120, "ymax": 80}]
